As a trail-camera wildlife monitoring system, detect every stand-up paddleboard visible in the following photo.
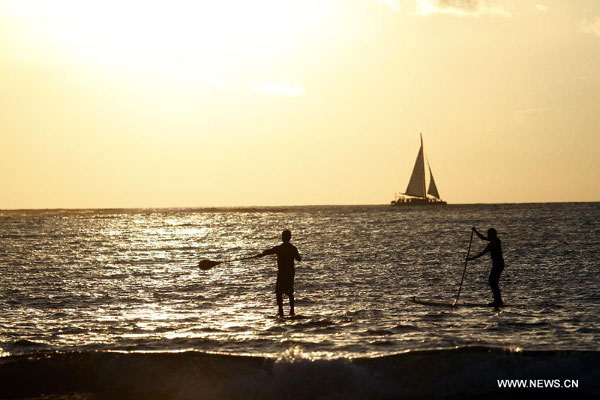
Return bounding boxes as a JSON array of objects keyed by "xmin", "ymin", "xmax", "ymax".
[
  {"xmin": 410, "ymin": 296, "xmax": 503, "ymax": 308},
  {"xmin": 275, "ymin": 314, "xmax": 306, "ymax": 321},
  {"xmin": 411, "ymin": 296, "xmax": 535, "ymax": 309}
]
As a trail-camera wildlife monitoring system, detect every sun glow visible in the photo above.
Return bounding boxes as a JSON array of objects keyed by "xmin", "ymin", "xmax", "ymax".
[{"xmin": 5, "ymin": 0, "xmax": 331, "ymax": 85}]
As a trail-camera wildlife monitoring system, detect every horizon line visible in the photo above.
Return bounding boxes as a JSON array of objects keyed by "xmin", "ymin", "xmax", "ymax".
[{"xmin": 1, "ymin": 200, "xmax": 599, "ymax": 212}]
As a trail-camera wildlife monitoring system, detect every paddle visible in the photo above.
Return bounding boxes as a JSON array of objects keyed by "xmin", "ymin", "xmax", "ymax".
[
  {"xmin": 198, "ymin": 255, "xmax": 258, "ymax": 270},
  {"xmin": 453, "ymin": 229, "xmax": 474, "ymax": 307}
]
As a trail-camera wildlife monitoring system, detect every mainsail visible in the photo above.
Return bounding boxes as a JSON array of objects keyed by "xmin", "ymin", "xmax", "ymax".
[{"xmin": 404, "ymin": 135, "xmax": 426, "ymax": 198}]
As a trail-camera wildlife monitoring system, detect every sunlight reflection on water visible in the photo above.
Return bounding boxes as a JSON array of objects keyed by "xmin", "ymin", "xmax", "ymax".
[{"xmin": 1, "ymin": 204, "xmax": 599, "ymax": 358}]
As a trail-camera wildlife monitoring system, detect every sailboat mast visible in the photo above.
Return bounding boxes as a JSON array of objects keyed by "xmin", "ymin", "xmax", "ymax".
[{"xmin": 420, "ymin": 133, "xmax": 426, "ymax": 199}]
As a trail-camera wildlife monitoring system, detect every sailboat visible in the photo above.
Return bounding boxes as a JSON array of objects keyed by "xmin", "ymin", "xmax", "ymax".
[{"xmin": 391, "ymin": 134, "xmax": 447, "ymax": 206}]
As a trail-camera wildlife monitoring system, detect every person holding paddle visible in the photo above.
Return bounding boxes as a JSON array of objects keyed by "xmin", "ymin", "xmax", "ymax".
[
  {"xmin": 467, "ymin": 227, "xmax": 505, "ymax": 307},
  {"xmin": 255, "ymin": 230, "xmax": 302, "ymax": 317}
]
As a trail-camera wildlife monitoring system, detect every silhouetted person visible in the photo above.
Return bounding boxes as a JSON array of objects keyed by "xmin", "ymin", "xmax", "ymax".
[
  {"xmin": 467, "ymin": 227, "xmax": 505, "ymax": 307},
  {"xmin": 256, "ymin": 230, "xmax": 301, "ymax": 317}
]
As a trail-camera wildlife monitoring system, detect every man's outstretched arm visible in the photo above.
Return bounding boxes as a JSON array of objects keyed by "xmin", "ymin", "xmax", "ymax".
[
  {"xmin": 256, "ymin": 247, "xmax": 277, "ymax": 258},
  {"xmin": 467, "ymin": 244, "xmax": 490, "ymax": 261},
  {"xmin": 472, "ymin": 227, "xmax": 489, "ymax": 241}
]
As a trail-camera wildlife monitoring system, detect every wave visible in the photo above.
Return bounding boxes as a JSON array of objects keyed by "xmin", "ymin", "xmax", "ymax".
[
  {"xmin": 1, "ymin": 346, "xmax": 598, "ymax": 399},
  {"xmin": 6, "ymin": 339, "xmax": 50, "ymax": 349}
]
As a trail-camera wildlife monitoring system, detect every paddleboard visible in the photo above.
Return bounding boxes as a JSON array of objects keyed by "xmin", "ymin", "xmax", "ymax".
[
  {"xmin": 410, "ymin": 296, "xmax": 504, "ymax": 308},
  {"xmin": 276, "ymin": 314, "xmax": 306, "ymax": 320}
]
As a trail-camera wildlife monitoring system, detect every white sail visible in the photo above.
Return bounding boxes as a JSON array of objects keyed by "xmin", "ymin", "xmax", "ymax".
[
  {"xmin": 427, "ymin": 164, "xmax": 441, "ymax": 199},
  {"xmin": 404, "ymin": 135, "xmax": 426, "ymax": 198}
]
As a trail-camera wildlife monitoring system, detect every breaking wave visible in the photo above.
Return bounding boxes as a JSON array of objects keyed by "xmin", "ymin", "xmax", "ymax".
[{"xmin": 1, "ymin": 346, "xmax": 598, "ymax": 399}]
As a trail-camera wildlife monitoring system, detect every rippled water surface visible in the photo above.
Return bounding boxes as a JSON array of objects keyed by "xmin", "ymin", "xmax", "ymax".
[{"xmin": 1, "ymin": 203, "xmax": 599, "ymax": 357}]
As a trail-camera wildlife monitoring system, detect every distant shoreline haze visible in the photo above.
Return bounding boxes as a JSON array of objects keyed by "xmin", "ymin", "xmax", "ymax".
[{"xmin": 1, "ymin": 201, "xmax": 600, "ymax": 213}]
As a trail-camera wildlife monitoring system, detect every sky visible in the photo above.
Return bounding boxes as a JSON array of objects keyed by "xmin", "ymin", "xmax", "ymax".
[{"xmin": 1, "ymin": 0, "xmax": 599, "ymax": 208}]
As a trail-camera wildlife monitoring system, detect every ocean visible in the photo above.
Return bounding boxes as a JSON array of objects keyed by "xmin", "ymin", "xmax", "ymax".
[{"xmin": 1, "ymin": 203, "xmax": 599, "ymax": 398}]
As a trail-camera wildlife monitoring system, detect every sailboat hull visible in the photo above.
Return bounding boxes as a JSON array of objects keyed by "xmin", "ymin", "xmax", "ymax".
[{"xmin": 391, "ymin": 198, "xmax": 447, "ymax": 206}]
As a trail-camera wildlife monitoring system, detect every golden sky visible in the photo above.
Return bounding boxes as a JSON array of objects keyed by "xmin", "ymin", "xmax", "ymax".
[{"xmin": 2, "ymin": 0, "xmax": 599, "ymax": 208}]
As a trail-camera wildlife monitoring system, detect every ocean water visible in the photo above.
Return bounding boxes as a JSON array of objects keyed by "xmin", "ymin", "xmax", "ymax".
[{"xmin": 1, "ymin": 203, "xmax": 599, "ymax": 398}]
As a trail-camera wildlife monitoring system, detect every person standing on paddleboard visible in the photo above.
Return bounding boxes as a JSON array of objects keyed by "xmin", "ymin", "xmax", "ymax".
[
  {"xmin": 255, "ymin": 230, "xmax": 302, "ymax": 317},
  {"xmin": 467, "ymin": 227, "xmax": 505, "ymax": 307}
]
